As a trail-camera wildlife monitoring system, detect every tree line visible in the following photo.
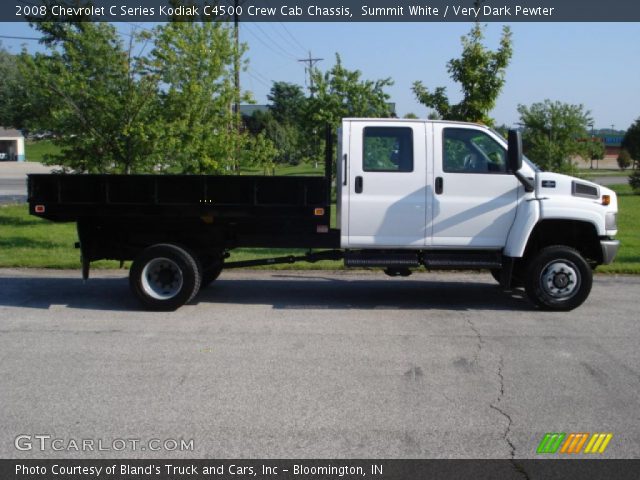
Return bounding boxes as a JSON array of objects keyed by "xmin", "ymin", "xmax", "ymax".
[{"xmin": 1, "ymin": 19, "xmax": 639, "ymax": 183}]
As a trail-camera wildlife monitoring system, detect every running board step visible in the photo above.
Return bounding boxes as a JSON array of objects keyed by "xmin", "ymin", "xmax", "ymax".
[
  {"xmin": 345, "ymin": 251, "xmax": 420, "ymax": 268},
  {"xmin": 423, "ymin": 252, "xmax": 502, "ymax": 269}
]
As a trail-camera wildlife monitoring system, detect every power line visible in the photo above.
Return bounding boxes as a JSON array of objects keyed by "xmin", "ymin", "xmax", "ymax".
[
  {"xmin": 279, "ymin": 23, "xmax": 307, "ymax": 54},
  {"xmin": 246, "ymin": 66, "xmax": 271, "ymax": 84},
  {"xmin": 243, "ymin": 25, "xmax": 297, "ymax": 62},
  {"xmin": 247, "ymin": 23, "xmax": 299, "ymax": 60},
  {"xmin": 0, "ymin": 35, "xmax": 41, "ymax": 41},
  {"xmin": 264, "ymin": 22, "xmax": 305, "ymax": 56},
  {"xmin": 261, "ymin": 0, "xmax": 308, "ymax": 55},
  {"xmin": 245, "ymin": 70, "xmax": 270, "ymax": 88}
]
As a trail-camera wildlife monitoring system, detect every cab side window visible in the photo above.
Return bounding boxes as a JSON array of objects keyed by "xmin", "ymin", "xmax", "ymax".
[
  {"xmin": 443, "ymin": 128, "xmax": 507, "ymax": 173},
  {"xmin": 363, "ymin": 127, "xmax": 413, "ymax": 172}
]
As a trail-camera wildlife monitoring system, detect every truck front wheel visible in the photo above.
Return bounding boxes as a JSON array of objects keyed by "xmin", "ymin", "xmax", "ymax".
[
  {"xmin": 130, "ymin": 244, "xmax": 201, "ymax": 311},
  {"xmin": 524, "ymin": 246, "xmax": 592, "ymax": 311}
]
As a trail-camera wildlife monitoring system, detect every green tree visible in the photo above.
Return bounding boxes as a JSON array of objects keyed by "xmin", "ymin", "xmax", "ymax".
[
  {"xmin": 267, "ymin": 82, "xmax": 307, "ymax": 125},
  {"xmin": 0, "ymin": 45, "xmax": 17, "ymax": 127},
  {"xmin": 586, "ymin": 138, "xmax": 605, "ymax": 168},
  {"xmin": 517, "ymin": 100, "xmax": 593, "ymax": 173},
  {"xmin": 245, "ymin": 109, "xmax": 301, "ymax": 165},
  {"xmin": 629, "ymin": 169, "xmax": 640, "ymax": 194},
  {"xmin": 19, "ymin": 18, "xmax": 249, "ymax": 175},
  {"xmin": 148, "ymin": 20, "xmax": 249, "ymax": 174},
  {"xmin": 241, "ymin": 131, "xmax": 279, "ymax": 175},
  {"xmin": 617, "ymin": 149, "xmax": 632, "ymax": 170},
  {"xmin": 412, "ymin": 23, "xmax": 512, "ymax": 126},
  {"xmin": 20, "ymin": 22, "xmax": 159, "ymax": 173},
  {"xmin": 622, "ymin": 118, "xmax": 640, "ymax": 169},
  {"xmin": 309, "ymin": 53, "xmax": 393, "ymax": 129},
  {"xmin": 265, "ymin": 82, "xmax": 309, "ymax": 165},
  {"xmin": 307, "ymin": 54, "xmax": 394, "ymax": 164},
  {"xmin": 0, "ymin": 45, "xmax": 32, "ymax": 129},
  {"xmin": 494, "ymin": 124, "xmax": 511, "ymax": 138}
]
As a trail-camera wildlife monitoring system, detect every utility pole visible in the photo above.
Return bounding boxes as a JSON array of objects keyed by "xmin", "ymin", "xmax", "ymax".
[
  {"xmin": 233, "ymin": 0, "xmax": 240, "ymax": 127},
  {"xmin": 298, "ymin": 51, "xmax": 323, "ymax": 97},
  {"xmin": 589, "ymin": 121, "xmax": 594, "ymax": 169},
  {"xmin": 233, "ymin": 0, "xmax": 241, "ymax": 171}
]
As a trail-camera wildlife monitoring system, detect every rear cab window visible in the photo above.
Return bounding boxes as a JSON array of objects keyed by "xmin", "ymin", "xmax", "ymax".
[{"xmin": 363, "ymin": 127, "xmax": 413, "ymax": 172}]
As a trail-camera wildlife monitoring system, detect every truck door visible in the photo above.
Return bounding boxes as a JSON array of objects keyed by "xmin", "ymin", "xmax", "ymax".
[
  {"xmin": 345, "ymin": 121, "xmax": 427, "ymax": 247},
  {"xmin": 431, "ymin": 125, "xmax": 519, "ymax": 247}
]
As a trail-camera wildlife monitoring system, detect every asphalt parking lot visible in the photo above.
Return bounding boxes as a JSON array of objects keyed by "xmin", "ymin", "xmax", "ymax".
[{"xmin": 1, "ymin": 269, "xmax": 639, "ymax": 459}]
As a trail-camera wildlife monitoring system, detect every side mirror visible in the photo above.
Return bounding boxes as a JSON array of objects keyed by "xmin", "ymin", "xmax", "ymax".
[
  {"xmin": 507, "ymin": 129, "xmax": 535, "ymax": 192},
  {"xmin": 507, "ymin": 129, "xmax": 522, "ymax": 173}
]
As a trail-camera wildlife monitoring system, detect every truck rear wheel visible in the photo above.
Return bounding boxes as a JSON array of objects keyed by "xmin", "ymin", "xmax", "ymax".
[
  {"xmin": 130, "ymin": 244, "xmax": 201, "ymax": 311},
  {"xmin": 524, "ymin": 246, "xmax": 592, "ymax": 311}
]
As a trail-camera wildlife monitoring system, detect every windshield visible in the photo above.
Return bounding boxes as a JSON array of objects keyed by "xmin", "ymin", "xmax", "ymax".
[{"xmin": 490, "ymin": 128, "xmax": 542, "ymax": 172}]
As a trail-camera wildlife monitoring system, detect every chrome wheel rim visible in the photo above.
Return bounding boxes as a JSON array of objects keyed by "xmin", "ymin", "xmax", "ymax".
[
  {"xmin": 141, "ymin": 257, "xmax": 183, "ymax": 300},
  {"xmin": 540, "ymin": 260, "xmax": 580, "ymax": 300}
]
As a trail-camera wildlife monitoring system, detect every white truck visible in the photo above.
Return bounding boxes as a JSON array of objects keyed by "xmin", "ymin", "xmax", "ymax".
[{"xmin": 28, "ymin": 119, "xmax": 619, "ymax": 311}]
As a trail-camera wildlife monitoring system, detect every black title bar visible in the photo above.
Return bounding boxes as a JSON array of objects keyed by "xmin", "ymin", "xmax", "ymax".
[{"xmin": 6, "ymin": 0, "xmax": 640, "ymax": 22}]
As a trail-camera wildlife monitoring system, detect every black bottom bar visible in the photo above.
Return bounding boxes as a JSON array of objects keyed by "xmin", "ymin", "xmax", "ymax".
[{"xmin": 3, "ymin": 459, "xmax": 640, "ymax": 480}]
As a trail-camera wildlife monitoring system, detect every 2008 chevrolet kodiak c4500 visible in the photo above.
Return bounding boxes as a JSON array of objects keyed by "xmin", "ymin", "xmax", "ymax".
[{"xmin": 28, "ymin": 119, "xmax": 620, "ymax": 311}]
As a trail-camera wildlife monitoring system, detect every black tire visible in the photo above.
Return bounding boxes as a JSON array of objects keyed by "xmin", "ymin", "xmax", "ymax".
[
  {"xmin": 130, "ymin": 243, "xmax": 201, "ymax": 311},
  {"xmin": 524, "ymin": 245, "xmax": 592, "ymax": 311},
  {"xmin": 199, "ymin": 253, "xmax": 224, "ymax": 289}
]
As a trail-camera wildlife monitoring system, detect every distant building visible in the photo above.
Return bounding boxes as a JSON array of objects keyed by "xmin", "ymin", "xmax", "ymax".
[
  {"xmin": 0, "ymin": 128, "xmax": 25, "ymax": 162},
  {"xmin": 597, "ymin": 134, "xmax": 624, "ymax": 159}
]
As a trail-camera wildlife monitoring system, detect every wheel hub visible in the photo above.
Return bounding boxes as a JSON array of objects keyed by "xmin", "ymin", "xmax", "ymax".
[
  {"xmin": 553, "ymin": 272, "xmax": 569, "ymax": 289},
  {"xmin": 541, "ymin": 261, "xmax": 580, "ymax": 299},
  {"xmin": 141, "ymin": 257, "xmax": 184, "ymax": 300}
]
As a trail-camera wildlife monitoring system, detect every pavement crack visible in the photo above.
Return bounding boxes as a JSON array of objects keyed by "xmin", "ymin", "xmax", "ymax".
[
  {"xmin": 489, "ymin": 355, "xmax": 516, "ymax": 458},
  {"xmin": 488, "ymin": 356, "xmax": 531, "ymax": 480},
  {"xmin": 466, "ymin": 317, "xmax": 484, "ymax": 365}
]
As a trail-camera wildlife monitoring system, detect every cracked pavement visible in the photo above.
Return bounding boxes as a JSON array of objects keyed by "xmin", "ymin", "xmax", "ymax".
[{"xmin": 1, "ymin": 269, "xmax": 639, "ymax": 459}]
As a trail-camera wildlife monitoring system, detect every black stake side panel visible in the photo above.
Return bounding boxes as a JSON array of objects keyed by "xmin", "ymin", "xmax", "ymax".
[
  {"xmin": 28, "ymin": 174, "xmax": 330, "ymax": 218},
  {"xmin": 28, "ymin": 174, "xmax": 340, "ymax": 256}
]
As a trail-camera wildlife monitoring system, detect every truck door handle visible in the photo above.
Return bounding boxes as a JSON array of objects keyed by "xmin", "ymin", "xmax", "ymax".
[
  {"xmin": 435, "ymin": 176, "xmax": 443, "ymax": 194},
  {"xmin": 355, "ymin": 176, "xmax": 363, "ymax": 194},
  {"xmin": 342, "ymin": 154, "xmax": 348, "ymax": 185}
]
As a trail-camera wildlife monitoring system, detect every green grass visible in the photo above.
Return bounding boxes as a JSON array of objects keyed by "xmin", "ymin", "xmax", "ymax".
[
  {"xmin": 598, "ymin": 183, "xmax": 640, "ymax": 274},
  {"xmin": 242, "ymin": 163, "xmax": 326, "ymax": 176},
  {"xmin": 0, "ymin": 204, "xmax": 340, "ymax": 270},
  {"xmin": 25, "ymin": 139, "xmax": 61, "ymax": 163},
  {"xmin": 579, "ymin": 169, "xmax": 630, "ymax": 178},
  {"xmin": 1, "ymin": 186, "xmax": 638, "ymax": 273}
]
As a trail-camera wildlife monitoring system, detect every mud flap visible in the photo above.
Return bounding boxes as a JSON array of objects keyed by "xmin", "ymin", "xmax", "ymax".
[{"xmin": 81, "ymin": 254, "xmax": 90, "ymax": 281}]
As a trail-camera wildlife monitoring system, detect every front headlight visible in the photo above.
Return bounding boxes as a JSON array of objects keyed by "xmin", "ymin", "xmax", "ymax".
[{"xmin": 605, "ymin": 212, "xmax": 617, "ymax": 230}]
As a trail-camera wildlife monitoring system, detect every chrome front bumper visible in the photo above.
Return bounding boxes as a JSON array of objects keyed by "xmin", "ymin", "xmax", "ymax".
[{"xmin": 601, "ymin": 239, "xmax": 620, "ymax": 265}]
